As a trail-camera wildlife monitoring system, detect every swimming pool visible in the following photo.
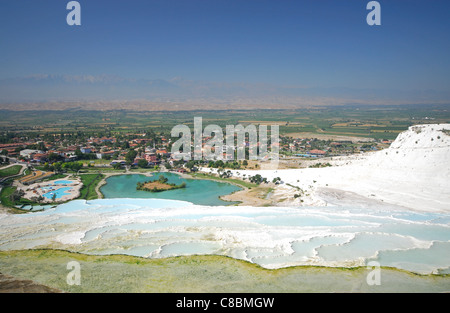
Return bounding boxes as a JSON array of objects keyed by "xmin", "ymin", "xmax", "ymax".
[
  {"xmin": 42, "ymin": 187, "xmax": 72, "ymax": 199},
  {"xmin": 53, "ymin": 180, "xmax": 75, "ymax": 185}
]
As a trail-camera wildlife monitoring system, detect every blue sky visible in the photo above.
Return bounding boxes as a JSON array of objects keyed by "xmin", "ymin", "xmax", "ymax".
[{"xmin": 0, "ymin": 0, "xmax": 449, "ymax": 102}]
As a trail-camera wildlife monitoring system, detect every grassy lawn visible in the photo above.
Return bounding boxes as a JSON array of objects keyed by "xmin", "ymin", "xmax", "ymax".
[
  {"xmin": 82, "ymin": 159, "xmax": 111, "ymax": 166},
  {"xmin": 0, "ymin": 165, "xmax": 22, "ymax": 178},
  {"xmin": 0, "ymin": 184, "xmax": 17, "ymax": 207},
  {"xmin": 82, "ymin": 167, "xmax": 125, "ymax": 173},
  {"xmin": 78, "ymin": 173, "xmax": 104, "ymax": 200}
]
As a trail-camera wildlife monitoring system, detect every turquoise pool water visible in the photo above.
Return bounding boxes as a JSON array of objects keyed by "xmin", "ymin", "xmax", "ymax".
[
  {"xmin": 100, "ymin": 172, "xmax": 241, "ymax": 206},
  {"xmin": 42, "ymin": 187, "xmax": 72, "ymax": 199},
  {"xmin": 53, "ymin": 180, "xmax": 75, "ymax": 185}
]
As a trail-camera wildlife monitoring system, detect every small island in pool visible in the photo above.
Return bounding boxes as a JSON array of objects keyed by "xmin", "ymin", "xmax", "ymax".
[{"xmin": 136, "ymin": 174, "xmax": 186, "ymax": 192}]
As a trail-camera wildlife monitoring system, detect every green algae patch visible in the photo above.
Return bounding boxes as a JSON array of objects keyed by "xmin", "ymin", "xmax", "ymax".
[{"xmin": 0, "ymin": 249, "xmax": 449, "ymax": 293}]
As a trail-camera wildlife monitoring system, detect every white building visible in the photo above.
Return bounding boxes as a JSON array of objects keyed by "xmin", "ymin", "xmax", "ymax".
[{"xmin": 19, "ymin": 149, "xmax": 45, "ymax": 159}]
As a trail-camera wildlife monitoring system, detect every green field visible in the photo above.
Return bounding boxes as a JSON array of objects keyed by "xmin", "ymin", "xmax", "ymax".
[
  {"xmin": 1, "ymin": 104, "xmax": 450, "ymax": 141},
  {"xmin": 78, "ymin": 173, "xmax": 104, "ymax": 200},
  {"xmin": 0, "ymin": 183, "xmax": 17, "ymax": 208},
  {"xmin": 0, "ymin": 165, "xmax": 22, "ymax": 177}
]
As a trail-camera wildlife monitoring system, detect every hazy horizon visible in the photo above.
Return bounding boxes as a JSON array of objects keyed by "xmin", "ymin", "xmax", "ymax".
[{"xmin": 1, "ymin": 0, "xmax": 449, "ymax": 107}]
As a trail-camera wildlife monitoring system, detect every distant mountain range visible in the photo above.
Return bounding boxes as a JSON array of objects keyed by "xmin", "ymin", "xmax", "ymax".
[{"xmin": 0, "ymin": 74, "xmax": 448, "ymax": 111}]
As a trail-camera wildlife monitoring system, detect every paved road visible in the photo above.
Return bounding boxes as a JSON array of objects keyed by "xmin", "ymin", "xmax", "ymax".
[{"xmin": 0, "ymin": 164, "xmax": 28, "ymax": 199}]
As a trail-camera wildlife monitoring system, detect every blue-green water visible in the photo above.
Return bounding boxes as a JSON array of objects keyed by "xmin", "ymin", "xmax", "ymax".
[
  {"xmin": 2, "ymin": 198, "xmax": 449, "ymax": 274},
  {"xmin": 42, "ymin": 187, "xmax": 72, "ymax": 199},
  {"xmin": 3, "ymin": 172, "xmax": 448, "ymax": 276},
  {"xmin": 100, "ymin": 172, "xmax": 241, "ymax": 206}
]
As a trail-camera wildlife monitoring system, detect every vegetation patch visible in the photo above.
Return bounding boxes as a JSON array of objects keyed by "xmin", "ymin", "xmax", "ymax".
[
  {"xmin": 0, "ymin": 165, "xmax": 22, "ymax": 178},
  {"xmin": 136, "ymin": 174, "xmax": 186, "ymax": 192},
  {"xmin": 0, "ymin": 184, "xmax": 18, "ymax": 208},
  {"xmin": 78, "ymin": 173, "xmax": 104, "ymax": 200},
  {"xmin": 0, "ymin": 249, "xmax": 449, "ymax": 293},
  {"xmin": 308, "ymin": 162, "xmax": 332, "ymax": 168}
]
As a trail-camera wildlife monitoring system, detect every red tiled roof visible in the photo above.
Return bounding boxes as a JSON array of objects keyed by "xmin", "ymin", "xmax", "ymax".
[{"xmin": 309, "ymin": 149, "xmax": 326, "ymax": 155}]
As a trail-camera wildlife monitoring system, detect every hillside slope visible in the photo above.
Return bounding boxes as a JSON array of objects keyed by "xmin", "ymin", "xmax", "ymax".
[
  {"xmin": 222, "ymin": 124, "xmax": 450, "ymax": 212},
  {"xmin": 338, "ymin": 124, "xmax": 450, "ymax": 211}
]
